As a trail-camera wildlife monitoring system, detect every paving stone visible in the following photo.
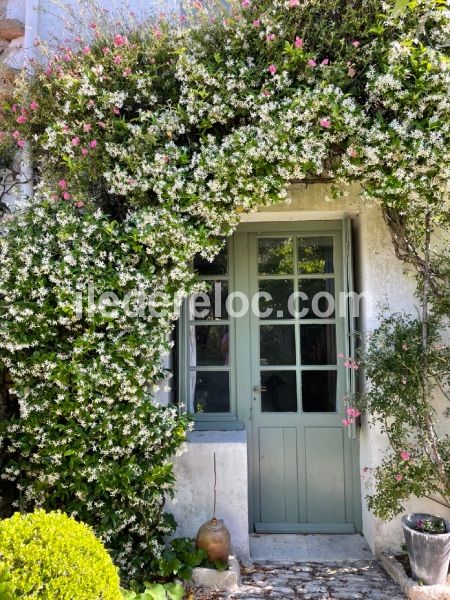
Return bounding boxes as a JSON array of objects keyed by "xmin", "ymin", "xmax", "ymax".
[{"xmin": 192, "ymin": 559, "xmax": 406, "ymax": 599}]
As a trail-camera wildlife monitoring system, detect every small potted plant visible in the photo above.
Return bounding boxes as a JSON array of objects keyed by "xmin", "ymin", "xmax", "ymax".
[{"xmin": 401, "ymin": 513, "xmax": 450, "ymax": 585}]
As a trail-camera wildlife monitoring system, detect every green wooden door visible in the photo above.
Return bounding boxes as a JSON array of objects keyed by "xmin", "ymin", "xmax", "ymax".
[{"xmin": 235, "ymin": 222, "xmax": 360, "ymax": 533}]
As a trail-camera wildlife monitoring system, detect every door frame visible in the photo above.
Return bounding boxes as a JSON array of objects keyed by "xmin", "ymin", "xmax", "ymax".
[{"xmin": 233, "ymin": 220, "xmax": 362, "ymax": 534}]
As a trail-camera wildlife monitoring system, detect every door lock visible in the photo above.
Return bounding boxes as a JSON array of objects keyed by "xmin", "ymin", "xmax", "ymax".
[{"xmin": 252, "ymin": 385, "xmax": 267, "ymax": 392}]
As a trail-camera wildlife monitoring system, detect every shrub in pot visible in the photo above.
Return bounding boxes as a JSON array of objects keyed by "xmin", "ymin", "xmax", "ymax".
[{"xmin": 401, "ymin": 513, "xmax": 450, "ymax": 586}]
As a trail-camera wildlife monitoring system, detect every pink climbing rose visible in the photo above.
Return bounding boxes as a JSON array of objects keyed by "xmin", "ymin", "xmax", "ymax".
[
  {"xmin": 268, "ymin": 64, "xmax": 277, "ymax": 75},
  {"xmin": 294, "ymin": 37, "xmax": 304, "ymax": 48},
  {"xmin": 400, "ymin": 451, "xmax": 411, "ymax": 461},
  {"xmin": 320, "ymin": 118, "xmax": 331, "ymax": 128},
  {"xmin": 29, "ymin": 101, "xmax": 39, "ymax": 110},
  {"xmin": 89, "ymin": 140, "xmax": 97, "ymax": 149},
  {"xmin": 58, "ymin": 179, "xmax": 67, "ymax": 190}
]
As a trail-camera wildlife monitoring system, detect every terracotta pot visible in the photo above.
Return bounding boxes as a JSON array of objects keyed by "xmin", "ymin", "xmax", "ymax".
[{"xmin": 196, "ymin": 517, "xmax": 230, "ymax": 564}]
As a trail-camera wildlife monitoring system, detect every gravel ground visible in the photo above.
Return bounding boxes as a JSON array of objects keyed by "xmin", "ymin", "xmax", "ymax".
[{"xmin": 186, "ymin": 560, "xmax": 406, "ymax": 599}]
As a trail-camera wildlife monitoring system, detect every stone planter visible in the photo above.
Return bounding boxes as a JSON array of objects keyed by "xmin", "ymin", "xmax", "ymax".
[{"xmin": 401, "ymin": 514, "xmax": 450, "ymax": 586}]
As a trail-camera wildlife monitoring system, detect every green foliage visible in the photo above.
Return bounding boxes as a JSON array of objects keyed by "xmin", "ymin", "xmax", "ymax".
[
  {"xmin": 121, "ymin": 582, "xmax": 184, "ymax": 600},
  {"xmin": 152, "ymin": 538, "xmax": 208, "ymax": 582},
  {"xmin": 352, "ymin": 311, "xmax": 450, "ymax": 520},
  {"xmin": 0, "ymin": 198, "xmax": 193, "ymax": 582},
  {"xmin": 0, "ymin": 510, "xmax": 122, "ymax": 599}
]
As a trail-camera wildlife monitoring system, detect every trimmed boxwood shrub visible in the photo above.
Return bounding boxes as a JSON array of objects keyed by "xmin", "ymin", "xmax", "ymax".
[{"xmin": 0, "ymin": 510, "xmax": 122, "ymax": 599}]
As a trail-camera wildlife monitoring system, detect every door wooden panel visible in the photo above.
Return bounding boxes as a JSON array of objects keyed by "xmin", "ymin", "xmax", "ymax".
[
  {"xmin": 305, "ymin": 427, "xmax": 346, "ymax": 523},
  {"xmin": 259, "ymin": 427, "xmax": 299, "ymax": 523}
]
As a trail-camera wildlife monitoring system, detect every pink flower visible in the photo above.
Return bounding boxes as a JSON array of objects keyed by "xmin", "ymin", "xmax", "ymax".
[
  {"xmin": 400, "ymin": 451, "xmax": 411, "ymax": 461},
  {"xmin": 81, "ymin": 148, "xmax": 88, "ymax": 156},
  {"xmin": 242, "ymin": 0, "xmax": 251, "ymax": 7},
  {"xmin": 268, "ymin": 64, "xmax": 277, "ymax": 75},
  {"xmin": 17, "ymin": 139, "xmax": 25, "ymax": 148},
  {"xmin": 343, "ymin": 359, "xmax": 359, "ymax": 369},
  {"xmin": 62, "ymin": 191, "xmax": 71, "ymax": 200},
  {"xmin": 29, "ymin": 101, "xmax": 39, "ymax": 110},
  {"xmin": 87, "ymin": 100, "xmax": 95, "ymax": 109},
  {"xmin": 102, "ymin": 47, "xmax": 110, "ymax": 54},
  {"xmin": 252, "ymin": 19, "xmax": 260, "ymax": 27},
  {"xmin": 320, "ymin": 118, "xmax": 331, "ymax": 128},
  {"xmin": 71, "ymin": 136, "xmax": 80, "ymax": 146},
  {"xmin": 321, "ymin": 58, "xmax": 329, "ymax": 65},
  {"xmin": 82, "ymin": 46, "xmax": 90, "ymax": 54},
  {"xmin": 114, "ymin": 55, "xmax": 122, "ymax": 64},
  {"xmin": 346, "ymin": 407, "xmax": 361, "ymax": 419},
  {"xmin": 262, "ymin": 89, "xmax": 270, "ymax": 97},
  {"xmin": 113, "ymin": 34, "xmax": 127, "ymax": 47},
  {"xmin": 75, "ymin": 201, "xmax": 85, "ymax": 208},
  {"xmin": 113, "ymin": 106, "xmax": 121, "ymax": 115},
  {"xmin": 289, "ymin": 0, "xmax": 299, "ymax": 6},
  {"xmin": 89, "ymin": 140, "xmax": 97, "ymax": 149},
  {"xmin": 342, "ymin": 418, "xmax": 354, "ymax": 427},
  {"xmin": 307, "ymin": 59, "xmax": 317, "ymax": 67},
  {"xmin": 362, "ymin": 467, "xmax": 369, "ymax": 473},
  {"xmin": 123, "ymin": 67, "xmax": 132, "ymax": 76},
  {"xmin": 58, "ymin": 179, "xmax": 67, "ymax": 190},
  {"xmin": 395, "ymin": 474, "xmax": 403, "ymax": 482},
  {"xmin": 12, "ymin": 130, "xmax": 20, "ymax": 139},
  {"xmin": 16, "ymin": 115, "xmax": 27, "ymax": 124},
  {"xmin": 352, "ymin": 40, "xmax": 360, "ymax": 48},
  {"xmin": 348, "ymin": 147, "xmax": 358, "ymax": 158},
  {"xmin": 89, "ymin": 22, "xmax": 97, "ymax": 29},
  {"xmin": 83, "ymin": 123, "xmax": 92, "ymax": 132},
  {"xmin": 97, "ymin": 121, "xmax": 106, "ymax": 129},
  {"xmin": 294, "ymin": 36, "xmax": 304, "ymax": 48},
  {"xmin": 12, "ymin": 104, "xmax": 18, "ymax": 113},
  {"xmin": 267, "ymin": 34, "xmax": 276, "ymax": 42},
  {"xmin": 348, "ymin": 66, "xmax": 356, "ymax": 78}
]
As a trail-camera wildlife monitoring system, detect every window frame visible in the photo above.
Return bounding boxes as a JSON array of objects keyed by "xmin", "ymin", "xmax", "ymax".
[{"xmin": 178, "ymin": 240, "xmax": 239, "ymax": 424}]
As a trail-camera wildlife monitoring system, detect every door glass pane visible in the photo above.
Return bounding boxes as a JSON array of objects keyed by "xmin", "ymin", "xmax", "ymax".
[
  {"xmin": 190, "ymin": 325, "xmax": 229, "ymax": 366},
  {"xmin": 302, "ymin": 370, "xmax": 337, "ymax": 412},
  {"xmin": 298, "ymin": 279, "xmax": 335, "ymax": 319},
  {"xmin": 258, "ymin": 238, "xmax": 294, "ymax": 275},
  {"xmin": 300, "ymin": 324, "xmax": 336, "ymax": 365},
  {"xmin": 260, "ymin": 325, "xmax": 296, "ymax": 365},
  {"xmin": 194, "ymin": 246, "xmax": 227, "ymax": 275},
  {"xmin": 261, "ymin": 370, "xmax": 297, "ymax": 412},
  {"xmin": 258, "ymin": 279, "xmax": 294, "ymax": 320},
  {"xmin": 191, "ymin": 371, "xmax": 230, "ymax": 413},
  {"xmin": 190, "ymin": 281, "xmax": 229, "ymax": 320},
  {"xmin": 298, "ymin": 236, "xmax": 334, "ymax": 274}
]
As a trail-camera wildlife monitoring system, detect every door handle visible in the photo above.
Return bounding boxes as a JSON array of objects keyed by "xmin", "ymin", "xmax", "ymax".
[{"xmin": 253, "ymin": 385, "xmax": 267, "ymax": 393}]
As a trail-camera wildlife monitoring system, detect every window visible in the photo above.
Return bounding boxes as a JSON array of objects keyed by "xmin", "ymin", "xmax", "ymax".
[{"xmin": 179, "ymin": 243, "xmax": 235, "ymax": 417}]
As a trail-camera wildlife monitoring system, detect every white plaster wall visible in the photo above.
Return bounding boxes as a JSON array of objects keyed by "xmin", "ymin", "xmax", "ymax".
[{"xmin": 167, "ymin": 431, "xmax": 250, "ymax": 559}]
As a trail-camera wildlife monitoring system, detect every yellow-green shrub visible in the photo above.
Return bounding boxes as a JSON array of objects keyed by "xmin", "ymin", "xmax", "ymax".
[{"xmin": 0, "ymin": 510, "xmax": 122, "ymax": 599}]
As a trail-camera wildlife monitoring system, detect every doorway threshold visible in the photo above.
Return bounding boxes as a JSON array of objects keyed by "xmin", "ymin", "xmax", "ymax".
[{"xmin": 250, "ymin": 533, "xmax": 373, "ymax": 562}]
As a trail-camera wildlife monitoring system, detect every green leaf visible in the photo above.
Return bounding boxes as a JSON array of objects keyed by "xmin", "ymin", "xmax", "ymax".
[
  {"xmin": 392, "ymin": 0, "xmax": 409, "ymax": 17},
  {"xmin": 143, "ymin": 583, "xmax": 167, "ymax": 600},
  {"xmin": 164, "ymin": 583, "xmax": 184, "ymax": 600}
]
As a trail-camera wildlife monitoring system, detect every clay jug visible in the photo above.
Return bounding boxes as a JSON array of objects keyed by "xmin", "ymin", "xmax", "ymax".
[{"xmin": 196, "ymin": 517, "xmax": 231, "ymax": 564}]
